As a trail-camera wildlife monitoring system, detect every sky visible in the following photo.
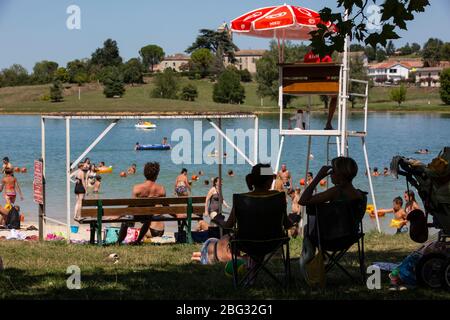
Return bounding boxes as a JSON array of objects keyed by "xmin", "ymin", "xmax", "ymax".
[{"xmin": 0, "ymin": 0, "xmax": 449, "ymax": 71}]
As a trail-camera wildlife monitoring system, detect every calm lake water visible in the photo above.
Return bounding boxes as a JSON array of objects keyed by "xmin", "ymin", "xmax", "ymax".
[{"xmin": 0, "ymin": 113, "xmax": 449, "ymax": 234}]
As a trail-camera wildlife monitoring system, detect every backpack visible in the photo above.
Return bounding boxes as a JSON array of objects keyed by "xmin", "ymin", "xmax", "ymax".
[{"xmin": 6, "ymin": 206, "xmax": 21, "ymax": 230}]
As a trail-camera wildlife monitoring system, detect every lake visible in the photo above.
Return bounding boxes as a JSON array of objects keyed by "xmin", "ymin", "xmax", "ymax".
[{"xmin": 0, "ymin": 113, "xmax": 449, "ymax": 234}]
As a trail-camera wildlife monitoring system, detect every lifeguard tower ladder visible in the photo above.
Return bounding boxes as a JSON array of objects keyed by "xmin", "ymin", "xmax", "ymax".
[{"xmin": 274, "ymin": 60, "xmax": 381, "ymax": 232}]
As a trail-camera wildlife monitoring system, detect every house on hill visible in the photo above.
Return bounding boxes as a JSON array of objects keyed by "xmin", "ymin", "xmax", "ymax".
[
  {"xmin": 415, "ymin": 66, "xmax": 445, "ymax": 87},
  {"xmin": 225, "ymin": 49, "xmax": 267, "ymax": 73},
  {"xmin": 154, "ymin": 54, "xmax": 190, "ymax": 72},
  {"xmin": 368, "ymin": 59, "xmax": 423, "ymax": 84}
]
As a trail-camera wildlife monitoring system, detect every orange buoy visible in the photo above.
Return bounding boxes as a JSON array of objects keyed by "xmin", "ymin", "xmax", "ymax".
[
  {"xmin": 14, "ymin": 167, "xmax": 20, "ymax": 173},
  {"xmin": 191, "ymin": 175, "xmax": 199, "ymax": 181},
  {"xmin": 21, "ymin": 167, "xmax": 27, "ymax": 173},
  {"xmin": 120, "ymin": 171, "xmax": 127, "ymax": 178},
  {"xmin": 320, "ymin": 180, "xmax": 327, "ymax": 187},
  {"xmin": 300, "ymin": 178, "xmax": 305, "ymax": 186}
]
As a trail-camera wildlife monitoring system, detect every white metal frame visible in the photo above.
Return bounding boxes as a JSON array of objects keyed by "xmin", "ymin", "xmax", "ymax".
[
  {"xmin": 274, "ymin": 32, "xmax": 381, "ymax": 232},
  {"xmin": 40, "ymin": 113, "xmax": 259, "ymax": 242}
]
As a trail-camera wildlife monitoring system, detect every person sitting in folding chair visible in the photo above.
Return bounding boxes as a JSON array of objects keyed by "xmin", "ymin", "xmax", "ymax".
[
  {"xmin": 299, "ymin": 157, "xmax": 368, "ymax": 286},
  {"xmin": 223, "ymin": 164, "xmax": 292, "ymax": 288}
]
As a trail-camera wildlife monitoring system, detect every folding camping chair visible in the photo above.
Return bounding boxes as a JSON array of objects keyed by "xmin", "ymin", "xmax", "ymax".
[
  {"xmin": 305, "ymin": 192, "xmax": 368, "ymax": 284},
  {"xmin": 230, "ymin": 192, "xmax": 291, "ymax": 289}
]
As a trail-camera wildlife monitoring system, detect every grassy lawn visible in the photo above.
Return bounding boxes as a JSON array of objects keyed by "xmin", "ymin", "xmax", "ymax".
[
  {"xmin": 0, "ymin": 79, "xmax": 448, "ymax": 114},
  {"xmin": 1, "ymin": 232, "xmax": 449, "ymax": 300}
]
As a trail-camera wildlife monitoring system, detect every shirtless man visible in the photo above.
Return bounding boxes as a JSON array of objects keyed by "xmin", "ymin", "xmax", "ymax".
[
  {"xmin": 0, "ymin": 169, "xmax": 24, "ymax": 204},
  {"xmin": 174, "ymin": 168, "xmax": 190, "ymax": 196},
  {"xmin": 277, "ymin": 164, "xmax": 293, "ymax": 192},
  {"xmin": 2, "ymin": 157, "xmax": 13, "ymax": 174},
  {"xmin": 117, "ymin": 162, "xmax": 166, "ymax": 244}
]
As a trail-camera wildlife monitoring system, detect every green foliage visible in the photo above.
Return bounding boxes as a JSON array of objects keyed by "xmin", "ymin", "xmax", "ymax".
[
  {"xmin": 49, "ymin": 80, "xmax": 64, "ymax": 102},
  {"xmin": 66, "ymin": 59, "xmax": 89, "ymax": 84},
  {"xmin": 390, "ymin": 84, "xmax": 407, "ymax": 107},
  {"xmin": 213, "ymin": 69, "xmax": 245, "ymax": 104},
  {"xmin": 32, "ymin": 60, "xmax": 58, "ymax": 84},
  {"xmin": 349, "ymin": 55, "xmax": 368, "ymax": 108},
  {"xmin": 151, "ymin": 68, "xmax": 180, "ymax": 99},
  {"xmin": 310, "ymin": 0, "xmax": 430, "ymax": 56},
  {"xmin": 239, "ymin": 69, "xmax": 252, "ymax": 82},
  {"xmin": 190, "ymin": 49, "xmax": 214, "ymax": 78},
  {"xmin": 0, "ymin": 64, "xmax": 29, "ymax": 87},
  {"xmin": 180, "ymin": 83, "xmax": 198, "ymax": 101},
  {"xmin": 91, "ymin": 38, "xmax": 123, "ymax": 68},
  {"xmin": 422, "ymin": 38, "xmax": 445, "ymax": 66},
  {"xmin": 121, "ymin": 58, "xmax": 144, "ymax": 85},
  {"xmin": 102, "ymin": 67, "xmax": 125, "ymax": 98},
  {"xmin": 186, "ymin": 29, "xmax": 238, "ymax": 64},
  {"xmin": 54, "ymin": 67, "xmax": 69, "ymax": 83},
  {"xmin": 139, "ymin": 45, "xmax": 165, "ymax": 72},
  {"xmin": 440, "ymin": 68, "xmax": 450, "ymax": 105},
  {"xmin": 255, "ymin": 41, "xmax": 309, "ymax": 106},
  {"xmin": 386, "ymin": 41, "xmax": 396, "ymax": 56}
]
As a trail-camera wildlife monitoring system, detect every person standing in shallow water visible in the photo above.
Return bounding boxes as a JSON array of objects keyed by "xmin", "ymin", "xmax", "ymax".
[{"xmin": 174, "ymin": 168, "xmax": 190, "ymax": 196}]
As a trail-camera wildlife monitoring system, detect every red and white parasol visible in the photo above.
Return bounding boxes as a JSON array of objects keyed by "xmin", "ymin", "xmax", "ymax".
[{"xmin": 230, "ymin": 4, "xmax": 333, "ymax": 41}]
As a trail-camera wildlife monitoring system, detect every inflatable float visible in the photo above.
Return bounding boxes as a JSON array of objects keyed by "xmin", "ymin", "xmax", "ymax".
[
  {"xmin": 135, "ymin": 121, "xmax": 157, "ymax": 129},
  {"xmin": 97, "ymin": 166, "xmax": 113, "ymax": 174},
  {"xmin": 136, "ymin": 144, "xmax": 171, "ymax": 151}
]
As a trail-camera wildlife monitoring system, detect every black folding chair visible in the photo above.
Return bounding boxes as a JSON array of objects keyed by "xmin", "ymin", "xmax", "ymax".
[
  {"xmin": 230, "ymin": 192, "xmax": 291, "ymax": 289},
  {"xmin": 305, "ymin": 192, "xmax": 368, "ymax": 284}
]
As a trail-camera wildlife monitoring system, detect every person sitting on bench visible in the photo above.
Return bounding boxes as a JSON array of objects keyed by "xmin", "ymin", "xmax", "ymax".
[{"xmin": 118, "ymin": 162, "xmax": 166, "ymax": 245}]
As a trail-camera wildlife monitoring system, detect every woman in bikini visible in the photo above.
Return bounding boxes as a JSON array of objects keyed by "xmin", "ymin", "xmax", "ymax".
[
  {"xmin": 204, "ymin": 177, "xmax": 230, "ymax": 223},
  {"xmin": 1, "ymin": 168, "xmax": 24, "ymax": 204},
  {"xmin": 174, "ymin": 168, "xmax": 191, "ymax": 197}
]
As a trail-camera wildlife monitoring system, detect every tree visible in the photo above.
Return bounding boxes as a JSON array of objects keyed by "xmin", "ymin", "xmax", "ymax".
[
  {"xmin": 54, "ymin": 67, "xmax": 69, "ymax": 83},
  {"xmin": 32, "ymin": 60, "xmax": 59, "ymax": 84},
  {"xmin": 122, "ymin": 58, "xmax": 144, "ymax": 85},
  {"xmin": 102, "ymin": 67, "xmax": 125, "ymax": 98},
  {"xmin": 186, "ymin": 29, "xmax": 238, "ymax": 73},
  {"xmin": 422, "ymin": 38, "xmax": 444, "ymax": 67},
  {"xmin": 139, "ymin": 45, "xmax": 165, "ymax": 72},
  {"xmin": 411, "ymin": 42, "xmax": 421, "ymax": 53},
  {"xmin": 190, "ymin": 48, "xmax": 214, "ymax": 78},
  {"xmin": 399, "ymin": 43, "xmax": 413, "ymax": 55},
  {"xmin": 180, "ymin": 84, "xmax": 198, "ymax": 101},
  {"xmin": 349, "ymin": 55, "xmax": 368, "ymax": 108},
  {"xmin": 350, "ymin": 44, "xmax": 365, "ymax": 52},
  {"xmin": 49, "ymin": 80, "xmax": 64, "ymax": 102},
  {"xmin": 364, "ymin": 46, "xmax": 377, "ymax": 62},
  {"xmin": 91, "ymin": 38, "xmax": 123, "ymax": 68},
  {"xmin": 441, "ymin": 43, "xmax": 450, "ymax": 61},
  {"xmin": 376, "ymin": 47, "xmax": 387, "ymax": 62},
  {"xmin": 0, "ymin": 64, "xmax": 29, "ymax": 86},
  {"xmin": 309, "ymin": 1, "xmax": 429, "ymax": 58},
  {"xmin": 66, "ymin": 59, "xmax": 89, "ymax": 83},
  {"xmin": 440, "ymin": 68, "xmax": 450, "ymax": 105},
  {"xmin": 151, "ymin": 68, "xmax": 180, "ymax": 99},
  {"xmin": 239, "ymin": 69, "xmax": 252, "ymax": 82},
  {"xmin": 390, "ymin": 85, "xmax": 407, "ymax": 107},
  {"xmin": 213, "ymin": 68, "xmax": 245, "ymax": 104},
  {"xmin": 386, "ymin": 41, "xmax": 396, "ymax": 56}
]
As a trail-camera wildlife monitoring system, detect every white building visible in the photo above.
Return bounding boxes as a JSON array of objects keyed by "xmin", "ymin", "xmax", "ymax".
[
  {"xmin": 416, "ymin": 67, "xmax": 443, "ymax": 87},
  {"xmin": 368, "ymin": 59, "xmax": 423, "ymax": 84}
]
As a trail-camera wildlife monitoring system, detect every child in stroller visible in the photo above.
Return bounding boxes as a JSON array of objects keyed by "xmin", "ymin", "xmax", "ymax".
[{"xmin": 389, "ymin": 147, "xmax": 450, "ymax": 289}]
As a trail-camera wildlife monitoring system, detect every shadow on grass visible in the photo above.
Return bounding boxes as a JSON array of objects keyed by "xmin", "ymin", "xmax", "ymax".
[{"xmin": 1, "ymin": 247, "xmax": 449, "ymax": 300}]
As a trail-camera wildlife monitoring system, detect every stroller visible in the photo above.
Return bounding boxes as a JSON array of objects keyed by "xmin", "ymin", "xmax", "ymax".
[{"xmin": 390, "ymin": 147, "xmax": 450, "ymax": 289}]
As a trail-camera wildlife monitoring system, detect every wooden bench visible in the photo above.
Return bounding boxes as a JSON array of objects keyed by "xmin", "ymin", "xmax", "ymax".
[{"xmin": 76, "ymin": 196, "xmax": 206, "ymax": 245}]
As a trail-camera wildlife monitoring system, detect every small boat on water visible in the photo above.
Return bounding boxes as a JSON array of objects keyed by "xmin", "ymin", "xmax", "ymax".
[
  {"xmin": 135, "ymin": 121, "xmax": 157, "ymax": 129},
  {"xmin": 136, "ymin": 144, "xmax": 171, "ymax": 151}
]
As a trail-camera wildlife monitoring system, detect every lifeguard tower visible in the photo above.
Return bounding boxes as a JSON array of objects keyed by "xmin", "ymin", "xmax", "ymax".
[{"xmin": 230, "ymin": 4, "xmax": 381, "ymax": 232}]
